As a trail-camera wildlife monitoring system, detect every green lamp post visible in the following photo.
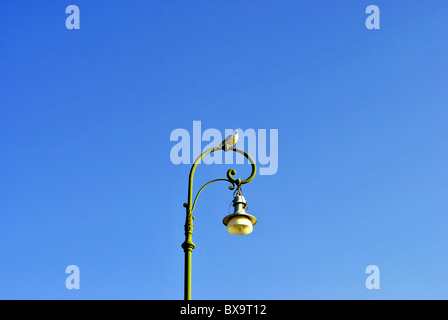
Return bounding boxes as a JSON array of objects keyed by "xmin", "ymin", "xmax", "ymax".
[{"xmin": 181, "ymin": 144, "xmax": 257, "ymax": 300}]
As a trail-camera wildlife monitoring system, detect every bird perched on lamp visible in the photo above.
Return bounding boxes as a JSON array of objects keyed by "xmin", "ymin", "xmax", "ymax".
[{"xmin": 219, "ymin": 130, "xmax": 239, "ymax": 151}]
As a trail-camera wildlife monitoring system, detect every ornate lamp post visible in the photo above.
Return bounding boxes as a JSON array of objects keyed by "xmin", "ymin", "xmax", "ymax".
[{"xmin": 181, "ymin": 144, "xmax": 257, "ymax": 300}]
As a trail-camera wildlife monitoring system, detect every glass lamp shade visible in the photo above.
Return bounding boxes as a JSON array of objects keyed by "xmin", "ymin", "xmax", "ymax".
[
  {"xmin": 223, "ymin": 212, "xmax": 257, "ymax": 235},
  {"xmin": 227, "ymin": 216, "xmax": 253, "ymax": 235}
]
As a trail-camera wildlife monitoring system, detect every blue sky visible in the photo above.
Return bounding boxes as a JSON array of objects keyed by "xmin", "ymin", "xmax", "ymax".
[{"xmin": 1, "ymin": 0, "xmax": 447, "ymax": 299}]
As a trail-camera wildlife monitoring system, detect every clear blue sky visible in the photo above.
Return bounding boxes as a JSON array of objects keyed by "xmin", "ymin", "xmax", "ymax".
[{"xmin": 1, "ymin": 0, "xmax": 447, "ymax": 300}]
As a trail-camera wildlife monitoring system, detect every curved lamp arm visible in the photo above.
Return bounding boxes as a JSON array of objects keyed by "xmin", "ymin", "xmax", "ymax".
[
  {"xmin": 191, "ymin": 178, "xmax": 236, "ymax": 213},
  {"xmin": 184, "ymin": 145, "xmax": 256, "ymax": 213}
]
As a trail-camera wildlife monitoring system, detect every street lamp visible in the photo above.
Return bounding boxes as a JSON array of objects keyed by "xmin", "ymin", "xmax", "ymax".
[
  {"xmin": 181, "ymin": 144, "xmax": 257, "ymax": 300},
  {"xmin": 223, "ymin": 190, "xmax": 257, "ymax": 235}
]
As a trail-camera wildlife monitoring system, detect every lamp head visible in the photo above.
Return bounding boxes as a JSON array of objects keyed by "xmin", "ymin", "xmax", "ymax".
[{"xmin": 223, "ymin": 193, "xmax": 257, "ymax": 235}]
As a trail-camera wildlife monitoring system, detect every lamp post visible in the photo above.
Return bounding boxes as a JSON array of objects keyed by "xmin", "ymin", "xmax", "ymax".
[{"xmin": 181, "ymin": 144, "xmax": 257, "ymax": 300}]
